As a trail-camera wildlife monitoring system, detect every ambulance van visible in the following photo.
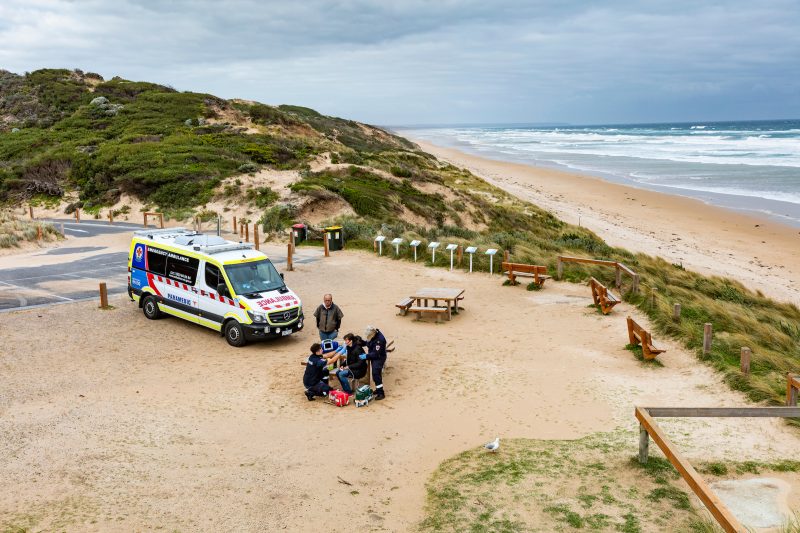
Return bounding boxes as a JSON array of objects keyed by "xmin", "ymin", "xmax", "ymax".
[{"xmin": 127, "ymin": 228, "xmax": 303, "ymax": 346}]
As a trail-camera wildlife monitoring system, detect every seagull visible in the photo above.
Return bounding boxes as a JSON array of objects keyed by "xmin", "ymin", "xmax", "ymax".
[{"xmin": 484, "ymin": 437, "xmax": 500, "ymax": 452}]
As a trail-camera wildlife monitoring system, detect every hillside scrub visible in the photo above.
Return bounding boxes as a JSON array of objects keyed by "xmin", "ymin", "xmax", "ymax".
[{"xmin": 0, "ymin": 211, "xmax": 62, "ymax": 247}]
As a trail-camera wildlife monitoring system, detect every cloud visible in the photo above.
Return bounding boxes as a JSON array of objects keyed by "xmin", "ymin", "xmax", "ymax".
[{"xmin": 0, "ymin": 0, "xmax": 798, "ymax": 123}]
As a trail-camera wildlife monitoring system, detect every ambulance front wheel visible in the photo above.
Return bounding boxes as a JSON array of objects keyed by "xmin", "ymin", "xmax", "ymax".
[
  {"xmin": 224, "ymin": 320, "xmax": 247, "ymax": 347},
  {"xmin": 142, "ymin": 295, "xmax": 162, "ymax": 320}
]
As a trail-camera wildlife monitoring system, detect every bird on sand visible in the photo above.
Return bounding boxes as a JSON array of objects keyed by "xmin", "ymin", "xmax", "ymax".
[{"xmin": 484, "ymin": 437, "xmax": 500, "ymax": 452}]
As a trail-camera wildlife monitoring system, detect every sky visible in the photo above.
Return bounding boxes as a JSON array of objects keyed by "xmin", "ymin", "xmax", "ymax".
[{"xmin": 1, "ymin": 0, "xmax": 799, "ymax": 125}]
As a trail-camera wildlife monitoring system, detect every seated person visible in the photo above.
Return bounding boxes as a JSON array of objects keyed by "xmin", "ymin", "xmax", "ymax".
[
  {"xmin": 320, "ymin": 339, "xmax": 348, "ymax": 373},
  {"xmin": 335, "ymin": 333, "xmax": 368, "ymax": 394},
  {"xmin": 303, "ymin": 343, "xmax": 332, "ymax": 401}
]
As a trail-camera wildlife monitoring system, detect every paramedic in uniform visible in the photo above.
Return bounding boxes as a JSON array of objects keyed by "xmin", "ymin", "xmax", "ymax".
[
  {"xmin": 362, "ymin": 325, "xmax": 387, "ymax": 400},
  {"xmin": 313, "ymin": 293, "xmax": 343, "ymax": 341}
]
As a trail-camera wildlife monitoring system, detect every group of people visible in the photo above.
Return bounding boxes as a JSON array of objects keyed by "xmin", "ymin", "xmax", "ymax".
[{"xmin": 303, "ymin": 294, "xmax": 388, "ymax": 402}]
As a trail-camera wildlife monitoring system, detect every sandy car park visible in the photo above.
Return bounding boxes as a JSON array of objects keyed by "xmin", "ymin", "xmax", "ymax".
[{"xmin": 2, "ymin": 236, "xmax": 800, "ymax": 531}]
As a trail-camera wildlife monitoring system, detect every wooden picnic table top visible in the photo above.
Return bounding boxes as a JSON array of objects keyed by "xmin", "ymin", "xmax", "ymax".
[{"xmin": 411, "ymin": 287, "xmax": 465, "ymax": 300}]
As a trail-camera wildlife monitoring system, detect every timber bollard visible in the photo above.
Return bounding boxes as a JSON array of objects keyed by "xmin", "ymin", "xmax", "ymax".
[
  {"xmin": 638, "ymin": 424, "xmax": 649, "ymax": 464},
  {"xmin": 99, "ymin": 282, "xmax": 109, "ymax": 309},
  {"xmin": 457, "ymin": 245, "xmax": 463, "ymax": 267},
  {"xmin": 239, "ymin": 222, "xmax": 244, "ymax": 239},
  {"xmin": 108, "ymin": 211, "xmax": 114, "ymax": 224},
  {"xmin": 60, "ymin": 222, "xmax": 65, "ymax": 236},
  {"xmin": 29, "ymin": 205, "xmax": 34, "ymax": 219},
  {"xmin": 245, "ymin": 223, "xmax": 249, "ymax": 242},
  {"xmin": 650, "ymin": 287, "xmax": 658, "ymax": 306},
  {"xmin": 703, "ymin": 323, "xmax": 713, "ymax": 355},
  {"xmin": 324, "ymin": 233, "xmax": 330, "ymax": 257},
  {"xmin": 253, "ymin": 224, "xmax": 259, "ymax": 250},
  {"xmin": 673, "ymin": 303, "xmax": 681, "ymax": 321},
  {"xmin": 557, "ymin": 257, "xmax": 563, "ymax": 279},
  {"xmin": 503, "ymin": 249, "xmax": 510, "ymax": 264},
  {"xmin": 632, "ymin": 273, "xmax": 640, "ymax": 293},
  {"xmin": 233, "ymin": 216, "xmax": 237, "ymax": 233},
  {"xmin": 75, "ymin": 209, "xmax": 80, "ymax": 223},
  {"xmin": 615, "ymin": 265, "xmax": 622, "ymax": 288},
  {"xmin": 740, "ymin": 347, "xmax": 751, "ymax": 375},
  {"xmin": 787, "ymin": 373, "xmax": 798, "ymax": 406},
  {"xmin": 36, "ymin": 226, "xmax": 43, "ymax": 241},
  {"xmin": 287, "ymin": 242, "xmax": 293, "ymax": 271}
]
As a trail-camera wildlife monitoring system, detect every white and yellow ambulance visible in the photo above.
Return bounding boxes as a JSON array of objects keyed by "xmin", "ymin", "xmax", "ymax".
[{"xmin": 127, "ymin": 228, "xmax": 303, "ymax": 346}]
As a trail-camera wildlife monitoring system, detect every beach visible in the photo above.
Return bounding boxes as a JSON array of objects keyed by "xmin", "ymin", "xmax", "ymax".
[{"xmin": 410, "ymin": 139, "xmax": 800, "ymax": 306}]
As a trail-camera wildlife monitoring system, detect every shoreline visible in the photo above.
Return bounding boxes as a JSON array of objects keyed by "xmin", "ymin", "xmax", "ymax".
[{"xmin": 408, "ymin": 137, "xmax": 800, "ymax": 306}]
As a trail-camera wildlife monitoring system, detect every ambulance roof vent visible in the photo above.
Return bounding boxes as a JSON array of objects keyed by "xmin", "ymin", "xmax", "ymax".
[
  {"xmin": 173, "ymin": 234, "xmax": 226, "ymax": 247},
  {"xmin": 201, "ymin": 242, "xmax": 255, "ymax": 254}
]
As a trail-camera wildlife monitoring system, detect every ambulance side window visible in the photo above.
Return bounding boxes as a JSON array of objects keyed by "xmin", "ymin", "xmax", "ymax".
[
  {"xmin": 166, "ymin": 254, "xmax": 199, "ymax": 285},
  {"xmin": 205, "ymin": 263, "xmax": 221, "ymax": 290},
  {"xmin": 146, "ymin": 249, "xmax": 168, "ymax": 275}
]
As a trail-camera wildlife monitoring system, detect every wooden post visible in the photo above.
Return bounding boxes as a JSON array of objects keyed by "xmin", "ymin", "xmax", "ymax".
[
  {"xmin": 99, "ymin": 282, "xmax": 109, "ymax": 309},
  {"xmin": 787, "ymin": 374, "xmax": 798, "ymax": 406},
  {"xmin": 36, "ymin": 226, "xmax": 43, "ymax": 241},
  {"xmin": 245, "ymin": 223, "xmax": 250, "ymax": 242},
  {"xmin": 673, "ymin": 303, "xmax": 681, "ymax": 321},
  {"xmin": 143, "ymin": 213, "xmax": 147, "ymax": 227},
  {"xmin": 615, "ymin": 265, "xmax": 622, "ymax": 288},
  {"xmin": 457, "ymin": 245, "xmax": 463, "ymax": 267},
  {"xmin": 740, "ymin": 347, "xmax": 751, "ymax": 375},
  {"xmin": 650, "ymin": 287, "xmax": 657, "ymax": 306},
  {"xmin": 108, "ymin": 211, "xmax": 114, "ymax": 224},
  {"xmin": 253, "ymin": 224, "xmax": 260, "ymax": 251},
  {"xmin": 239, "ymin": 222, "xmax": 244, "ymax": 239},
  {"xmin": 233, "ymin": 216, "xmax": 237, "ymax": 233},
  {"xmin": 159, "ymin": 213, "xmax": 164, "ymax": 229},
  {"xmin": 60, "ymin": 222, "xmax": 65, "ymax": 236},
  {"xmin": 703, "ymin": 323, "xmax": 713, "ymax": 355},
  {"xmin": 29, "ymin": 205, "xmax": 34, "ymax": 219},
  {"xmin": 287, "ymin": 242, "xmax": 294, "ymax": 271},
  {"xmin": 632, "ymin": 273, "xmax": 640, "ymax": 293},
  {"xmin": 503, "ymin": 249, "xmax": 510, "ymax": 264},
  {"xmin": 75, "ymin": 209, "xmax": 80, "ymax": 223},
  {"xmin": 557, "ymin": 257, "xmax": 563, "ymax": 279},
  {"xmin": 324, "ymin": 232, "xmax": 330, "ymax": 257},
  {"xmin": 638, "ymin": 423, "xmax": 649, "ymax": 464}
]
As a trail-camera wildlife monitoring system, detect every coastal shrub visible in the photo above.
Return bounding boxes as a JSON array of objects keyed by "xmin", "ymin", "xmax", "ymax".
[
  {"xmin": 246, "ymin": 186, "xmax": 279, "ymax": 208},
  {"xmin": 259, "ymin": 204, "xmax": 296, "ymax": 233}
]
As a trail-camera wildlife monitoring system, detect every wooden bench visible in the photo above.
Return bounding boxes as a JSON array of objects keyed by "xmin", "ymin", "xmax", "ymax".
[
  {"xmin": 501, "ymin": 262, "xmax": 551, "ymax": 288},
  {"xmin": 626, "ymin": 316, "xmax": 666, "ymax": 360},
  {"xmin": 395, "ymin": 297, "xmax": 415, "ymax": 315},
  {"xmin": 408, "ymin": 306, "xmax": 449, "ymax": 322},
  {"xmin": 589, "ymin": 277, "xmax": 620, "ymax": 315}
]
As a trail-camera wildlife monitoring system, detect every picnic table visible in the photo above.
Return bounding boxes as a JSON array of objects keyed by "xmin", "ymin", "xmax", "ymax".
[{"xmin": 408, "ymin": 287, "xmax": 465, "ymax": 321}]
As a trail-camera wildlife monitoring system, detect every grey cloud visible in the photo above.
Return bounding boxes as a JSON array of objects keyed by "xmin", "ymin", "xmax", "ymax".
[{"xmin": 0, "ymin": 0, "xmax": 798, "ymax": 124}]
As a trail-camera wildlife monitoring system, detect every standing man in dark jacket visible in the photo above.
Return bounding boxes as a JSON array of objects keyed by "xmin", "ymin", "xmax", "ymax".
[
  {"xmin": 363, "ymin": 325, "xmax": 387, "ymax": 400},
  {"xmin": 336, "ymin": 333, "xmax": 367, "ymax": 394},
  {"xmin": 314, "ymin": 293, "xmax": 343, "ymax": 341}
]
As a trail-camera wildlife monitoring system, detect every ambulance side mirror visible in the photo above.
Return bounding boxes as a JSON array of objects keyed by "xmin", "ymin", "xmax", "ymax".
[
  {"xmin": 217, "ymin": 283, "xmax": 229, "ymax": 297},
  {"xmin": 280, "ymin": 273, "xmax": 284, "ymax": 280}
]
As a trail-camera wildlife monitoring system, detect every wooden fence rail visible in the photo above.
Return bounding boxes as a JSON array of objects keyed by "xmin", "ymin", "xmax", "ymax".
[
  {"xmin": 636, "ymin": 406, "xmax": 800, "ymax": 532},
  {"xmin": 556, "ymin": 255, "xmax": 639, "ymax": 293}
]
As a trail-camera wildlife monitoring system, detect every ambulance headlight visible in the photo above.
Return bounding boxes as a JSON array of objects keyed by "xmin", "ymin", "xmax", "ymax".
[{"xmin": 247, "ymin": 310, "xmax": 267, "ymax": 323}]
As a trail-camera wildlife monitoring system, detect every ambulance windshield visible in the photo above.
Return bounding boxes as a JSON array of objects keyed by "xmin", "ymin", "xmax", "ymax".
[{"xmin": 224, "ymin": 259, "xmax": 284, "ymax": 296}]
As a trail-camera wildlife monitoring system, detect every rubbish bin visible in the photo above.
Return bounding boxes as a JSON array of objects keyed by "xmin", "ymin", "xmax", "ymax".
[
  {"xmin": 292, "ymin": 223, "xmax": 307, "ymax": 242},
  {"xmin": 324, "ymin": 226, "xmax": 344, "ymax": 251}
]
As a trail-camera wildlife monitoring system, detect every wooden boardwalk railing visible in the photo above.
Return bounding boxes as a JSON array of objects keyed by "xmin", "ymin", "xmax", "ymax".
[{"xmin": 635, "ymin": 406, "xmax": 800, "ymax": 532}]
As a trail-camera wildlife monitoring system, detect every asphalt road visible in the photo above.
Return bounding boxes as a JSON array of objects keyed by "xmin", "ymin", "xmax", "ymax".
[{"xmin": 0, "ymin": 222, "xmax": 319, "ymax": 312}]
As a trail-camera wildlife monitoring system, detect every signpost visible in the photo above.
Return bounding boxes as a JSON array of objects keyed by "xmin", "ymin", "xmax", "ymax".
[
  {"xmin": 374, "ymin": 235, "xmax": 386, "ymax": 256},
  {"xmin": 465, "ymin": 246, "xmax": 478, "ymax": 272},
  {"xmin": 485, "ymin": 248, "xmax": 498, "ymax": 274},
  {"xmin": 410, "ymin": 240, "xmax": 421, "ymax": 262},
  {"xmin": 428, "ymin": 241, "xmax": 440, "ymax": 263},
  {"xmin": 446, "ymin": 243, "xmax": 458, "ymax": 271},
  {"xmin": 391, "ymin": 237, "xmax": 403, "ymax": 256}
]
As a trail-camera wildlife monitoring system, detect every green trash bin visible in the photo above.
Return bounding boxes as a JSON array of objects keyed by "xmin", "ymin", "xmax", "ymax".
[
  {"xmin": 325, "ymin": 226, "xmax": 344, "ymax": 251},
  {"xmin": 292, "ymin": 223, "xmax": 307, "ymax": 242}
]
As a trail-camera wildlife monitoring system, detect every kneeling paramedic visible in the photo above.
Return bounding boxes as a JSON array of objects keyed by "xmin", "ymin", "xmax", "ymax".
[
  {"xmin": 363, "ymin": 325, "xmax": 387, "ymax": 400},
  {"xmin": 303, "ymin": 343, "xmax": 332, "ymax": 401}
]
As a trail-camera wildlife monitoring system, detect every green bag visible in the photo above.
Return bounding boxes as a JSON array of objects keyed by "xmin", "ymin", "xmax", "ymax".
[{"xmin": 355, "ymin": 385, "xmax": 373, "ymax": 401}]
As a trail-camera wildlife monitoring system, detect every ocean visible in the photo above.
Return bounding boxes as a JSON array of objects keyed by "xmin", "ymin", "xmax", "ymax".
[{"xmin": 397, "ymin": 119, "xmax": 800, "ymax": 227}]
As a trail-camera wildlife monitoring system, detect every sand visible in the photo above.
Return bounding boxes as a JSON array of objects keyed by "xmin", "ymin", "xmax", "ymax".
[
  {"xmin": 413, "ymin": 140, "xmax": 800, "ymax": 306},
  {"xmin": 1, "ymin": 247, "xmax": 798, "ymax": 531}
]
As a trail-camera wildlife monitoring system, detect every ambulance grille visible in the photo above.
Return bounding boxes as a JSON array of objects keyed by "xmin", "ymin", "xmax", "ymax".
[{"xmin": 269, "ymin": 307, "xmax": 300, "ymax": 323}]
